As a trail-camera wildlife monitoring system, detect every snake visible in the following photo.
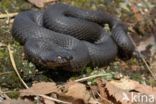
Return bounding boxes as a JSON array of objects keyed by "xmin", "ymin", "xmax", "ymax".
[{"xmin": 12, "ymin": 3, "xmax": 135, "ymax": 71}]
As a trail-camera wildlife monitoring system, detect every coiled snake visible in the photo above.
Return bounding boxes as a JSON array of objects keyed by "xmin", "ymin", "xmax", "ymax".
[{"xmin": 12, "ymin": 3, "xmax": 135, "ymax": 71}]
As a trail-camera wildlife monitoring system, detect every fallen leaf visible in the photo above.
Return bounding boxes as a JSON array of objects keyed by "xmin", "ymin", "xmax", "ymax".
[
  {"xmin": 108, "ymin": 78, "xmax": 156, "ymax": 104},
  {"xmin": 44, "ymin": 98, "xmax": 55, "ymax": 104},
  {"xmin": 110, "ymin": 78, "xmax": 140, "ymax": 90},
  {"xmin": 137, "ymin": 35, "xmax": 156, "ymax": 55},
  {"xmin": 110, "ymin": 78, "xmax": 156, "ymax": 95},
  {"xmin": 105, "ymin": 81, "xmax": 132, "ymax": 104},
  {"xmin": 130, "ymin": 65, "xmax": 141, "ymax": 71},
  {"xmin": 71, "ymin": 99, "xmax": 85, "ymax": 104},
  {"xmin": 120, "ymin": 61, "xmax": 129, "ymax": 70},
  {"xmin": 64, "ymin": 82, "xmax": 91, "ymax": 103},
  {"xmin": 94, "ymin": 78, "xmax": 156, "ymax": 104},
  {"xmin": 130, "ymin": 4, "xmax": 143, "ymax": 22},
  {"xmin": 96, "ymin": 79, "xmax": 113, "ymax": 104},
  {"xmin": 1, "ymin": 99, "xmax": 33, "ymax": 104},
  {"xmin": 20, "ymin": 82, "xmax": 59, "ymax": 96}
]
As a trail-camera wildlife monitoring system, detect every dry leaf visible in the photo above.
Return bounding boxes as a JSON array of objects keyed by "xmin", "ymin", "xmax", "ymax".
[
  {"xmin": 110, "ymin": 78, "xmax": 140, "ymax": 90},
  {"xmin": 96, "ymin": 78, "xmax": 156, "ymax": 104},
  {"xmin": 28, "ymin": 0, "xmax": 57, "ymax": 8},
  {"xmin": 20, "ymin": 82, "xmax": 59, "ymax": 96},
  {"xmin": 96, "ymin": 79, "xmax": 113, "ymax": 104},
  {"xmin": 108, "ymin": 78, "xmax": 156, "ymax": 104},
  {"xmin": 110, "ymin": 78, "xmax": 156, "ymax": 95},
  {"xmin": 137, "ymin": 35, "xmax": 156, "ymax": 55},
  {"xmin": 105, "ymin": 81, "xmax": 132, "ymax": 104},
  {"xmin": 1, "ymin": 99, "xmax": 33, "ymax": 104},
  {"xmin": 130, "ymin": 65, "xmax": 141, "ymax": 71},
  {"xmin": 71, "ymin": 99, "xmax": 85, "ymax": 104},
  {"xmin": 64, "ymin": 82, "xmax": 91, "ymax": 103},
  {"xmin": 44, "ymin": 98, "xmax": 55, "ymax": 104},
  {"xmin": 130, "ymin": 4, "xmax": 143, "ymax": 22}
]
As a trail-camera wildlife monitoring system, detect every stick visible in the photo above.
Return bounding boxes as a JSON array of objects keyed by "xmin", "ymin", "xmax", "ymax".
[
  {"xmin": 135, "ymin": 50, "xmax": 156, "ymax": 80},
  {"xmin": 39, "ymin": 94, "xmax": 71, "ymax": 104},
  {"xmin": 0, "ymin": 88, "xmax": 11, "ymax": 100},
  {"xmin": 0, "ymin": 13, "xmax": 18, "ymax": 19},
  {"xmin": 127, "ymin": 33, "xmax": 156, "ymax": 80},
  {"xmin": 75, "ymin": 73, "xmax": 111, "ymax": 82},
  {"xmin": 0, "ymin": 71, "xmax": 12, "ymax": 76},
  {"xmin": 96, "ymin": 92, "xmax": 112, "ymax": 104},
  {"xmin": 7, "ymin": 44, "xmax": 29, "ymax": 89},
  {"xmin": 140, "ymin": 53, "xmax": 156, "ymax": 80},
  {"xmin": 7, "ymin": 44, "xmax": 72, "ymax": 103}
]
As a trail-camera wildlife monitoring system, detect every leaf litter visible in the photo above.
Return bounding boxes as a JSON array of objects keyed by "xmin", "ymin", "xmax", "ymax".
[{"xmin": 0, "ymin": 0, "xmax": 156, "ymax": 104}]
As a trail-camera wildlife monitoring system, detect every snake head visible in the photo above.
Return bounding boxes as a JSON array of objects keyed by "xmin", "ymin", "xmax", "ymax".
[
  {"xmin": 40, "ymin": 51, "xmax": 73, "ymax": 69},
  {"xmin": 24, "ymin": 39, "xmax": 73, "ymax": 69}
]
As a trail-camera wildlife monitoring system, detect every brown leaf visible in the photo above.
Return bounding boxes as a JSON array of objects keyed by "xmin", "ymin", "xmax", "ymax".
[
  {"xmin": 96, "ymin": 79, "xmax": 114, "ymax": 104},
  {"xmin": 97, "ymin": 78, "xmax": 156, "ymax": 104},
  {"xmin": 110, "ymin": 78, "xmax": 156, "ymax": 95},
  {"xmin": 109, "ymin": 78, "xmax": 140, "ymax": 90},
  {"xmin": 137, "ymin": 35, "xmax": 156, "ymax": 55},
  {"xmin": 130, "ymin": 65, "xmax": 141, "ymax": 71},
  {"xmin": 130, "ymin": 4, "xmax": 143, "ymax": 22},
  {"xmin": 1, "ymin": 99, "xmax": 33, "ymax": 104},
  {"xmin": 20, "ymin": 82, "xmax": 59, "ymax": 96},
  {"xmin": 64, "ymin": 82, "xmax": 91, "ymax": 103},
  {"xmin": 28, "ymin": 0, "xmax": 58, "ymax": 8},
  {"xmin": 71, "ymin": 99, "xmax": 85, "ymax": 104},
  {"xmin": 108, "ymin": 78, "xmax": 156, "ymax": 104},
  {"xmin": 105, "ymin": 81, "xmax": 132, "ymax": 104},
  {"xmin": 44, "ymin": 98, "xmax": 55, "ymax": 104}
]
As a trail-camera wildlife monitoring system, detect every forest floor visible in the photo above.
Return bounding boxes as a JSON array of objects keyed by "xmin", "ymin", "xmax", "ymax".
[{"xmin": 0, "ymin": 0, "xmax": 156, "ymax": 104}]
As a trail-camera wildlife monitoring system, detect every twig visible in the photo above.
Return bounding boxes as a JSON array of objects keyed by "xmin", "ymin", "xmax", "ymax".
[
  {"xmin": 0, "ymin": 71, "xmax": 13, "ymax": 76},
  {"xmin": 135, "ymin": 51, "xmax": 156, "ymax": 80},
  {"xmin": 38, "ymin": 94, "xmax": 71, "ymax": 104},
  {"xmin": 0, "ymin": 12, "xmax": 18, "ymax": 19},
  {"xmin": 1, "ymin": 90, "xmax": 70, "ymax": 104},
  {"xmin": 96, "ymin": 92, "xmax": 112, "ymax": 104},
  {"xmin": 140, "ymin": 54, "xmax": 156, "ymax": 80},
  {"xmin": 0, "ymin": 88, "xmax": 11, "ymax": 100},
  {"xmin": 75, "ymin": 73, "xmax": 110, "ymax": 82},
  {"xmin": 135, "ymin": 50, "xmax": 156, "ymax": 80},
  {"xmin": 7, "ymin": 44, "xmax": 29, "ymax": 89},
  {"xmin": 7, "ymin": 45, "xmax": 71, "ymax": 103},
  {"xmin": 127, "ymin": 34, "xmax": 156, "ymax": 80}
]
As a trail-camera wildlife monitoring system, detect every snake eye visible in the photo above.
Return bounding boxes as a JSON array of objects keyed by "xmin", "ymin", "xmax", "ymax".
[
  {"xmin": 57, "ymin": 56, "xmax": 62, "ymax": 59},
  {"xmin": 56, "ymin": 55, "xmax": 73, "ymax": 63}
]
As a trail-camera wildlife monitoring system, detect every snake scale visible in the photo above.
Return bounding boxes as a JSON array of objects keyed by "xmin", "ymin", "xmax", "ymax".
[{"xmin": 12, "ymin": 3, "xmax": 135, "ymax": 71}]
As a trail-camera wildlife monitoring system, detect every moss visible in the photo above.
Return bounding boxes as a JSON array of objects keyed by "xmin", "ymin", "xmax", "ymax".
[
  {"xmin": 0, "ymin": 0, "xmax": 31, "ymax": 13},
  {"xmin": 6, "ymin": 90, "xmax": 20, "ymax": 99}
]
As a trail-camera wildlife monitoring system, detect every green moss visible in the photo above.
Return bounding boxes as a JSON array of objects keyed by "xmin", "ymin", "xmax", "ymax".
[
  {"xmin": 147, "ymin": 77, "xmax": 156, "ymax": 86},
  {"xmin": 0, "ymin": 0, "xmax": 31, "ymax": 13},
  {"xmin": 0, "ymin": 73, "xmax": 23, "ymax": 88},
  {"xmin": 130, "ymin": 72, "xmax": 143, "ymax": 82},
  {"xmin": 7, "ymin": 90, "xmax": 20, "ymax": 99}
]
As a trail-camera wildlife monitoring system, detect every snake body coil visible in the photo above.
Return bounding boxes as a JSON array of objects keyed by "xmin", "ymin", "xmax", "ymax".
[{"xmin": 12, "ymin": 3, "xmax": 134, "ymax": 71}]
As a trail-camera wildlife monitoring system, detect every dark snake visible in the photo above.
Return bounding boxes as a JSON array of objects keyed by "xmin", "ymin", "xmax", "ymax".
[{"xmin": 12, "ymin": 3, "xmax": 135, "ymax": 71}]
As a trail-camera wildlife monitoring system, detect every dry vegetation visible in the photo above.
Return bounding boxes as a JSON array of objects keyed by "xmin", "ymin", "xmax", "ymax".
[{"xmin": 0, "ymin": 0, "xmax": 156, "ymax": 104}]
